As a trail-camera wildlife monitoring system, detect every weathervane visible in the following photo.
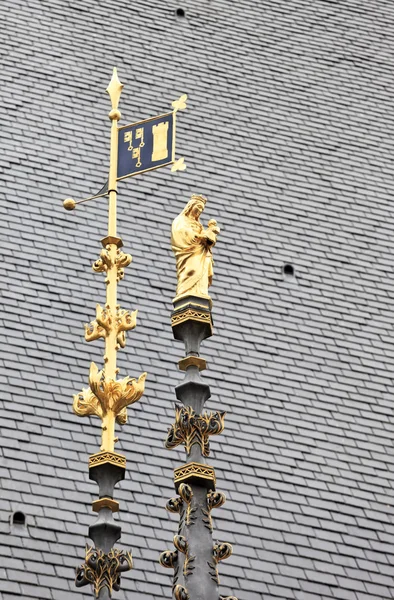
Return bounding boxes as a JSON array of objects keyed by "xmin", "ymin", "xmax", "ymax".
[{"xmin": 64, "ymin": 68, "xmax": 187, "ymax": 599}]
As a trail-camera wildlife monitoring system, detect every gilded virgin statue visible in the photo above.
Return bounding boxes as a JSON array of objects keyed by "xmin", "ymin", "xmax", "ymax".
[{"xmin": 171, "ymin": 194, "xmax": 220, "ymax": 301}]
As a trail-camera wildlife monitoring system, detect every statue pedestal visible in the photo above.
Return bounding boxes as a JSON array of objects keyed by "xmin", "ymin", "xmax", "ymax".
[{"xmin": 171, "ymin": 295, "xmax": 213, "ymax": 357}]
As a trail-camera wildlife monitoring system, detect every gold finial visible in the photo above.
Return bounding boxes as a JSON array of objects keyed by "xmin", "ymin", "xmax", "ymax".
[
  {"xmin": 106, "ymin": 67, "xmax": 124, "ymax": 120},
  {"xmin": 63, "ymin": 198, "xmax": 76, "ymax": 211}
]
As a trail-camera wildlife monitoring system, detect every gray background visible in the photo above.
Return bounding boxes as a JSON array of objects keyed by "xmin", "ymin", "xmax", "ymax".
[{"xmin": 1, "ymin": 0, "xmax": 394, "ymax": 599}]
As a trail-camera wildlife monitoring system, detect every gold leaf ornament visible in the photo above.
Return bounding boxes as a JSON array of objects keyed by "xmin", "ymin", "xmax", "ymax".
[
  {"xmin": 73, "ymin": 362, "xmax": 146, "ymax": 424},
  {"xmin": 73, "ymin": 386, "xmax": 103, "ymax": 420}
]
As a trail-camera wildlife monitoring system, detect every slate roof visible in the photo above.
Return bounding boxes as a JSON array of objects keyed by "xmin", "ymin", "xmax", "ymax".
[{"xmin": 2, "ymin": 0, "xmax": 394, "ymax": 599}]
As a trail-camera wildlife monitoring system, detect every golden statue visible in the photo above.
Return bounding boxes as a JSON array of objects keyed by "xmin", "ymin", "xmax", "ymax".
[{"xmin": 171, "ymin": 195, "xmax": 220, "ymax": 301}]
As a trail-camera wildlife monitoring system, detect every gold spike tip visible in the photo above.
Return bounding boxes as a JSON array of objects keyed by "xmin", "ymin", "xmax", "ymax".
[
  {"xmin": 63, "ymin": 198, "xmax": 76, "ymax": 211},
  {"xmin": 106, "ymin": 67, "xmax": 124, "ymax": 113}
]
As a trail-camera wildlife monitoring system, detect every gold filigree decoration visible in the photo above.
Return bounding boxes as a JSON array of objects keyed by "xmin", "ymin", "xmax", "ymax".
[
  {"xmin": 115, "ymin": 250, "xmax": 132, "ymax": 281},
  {"xmin": 93, "ymin": 247, "xmax": 132, "ymax": 282},
  {"xmin": 202, "ymin": 490, "xmax": 226, "ymax": 532},
  {"xmin": 159, "ymin": 546, "xmax": 181, "ymax": 594},
  {"xmin": 171, "ymin": 308, "xmax": 211, "ymax": 327},
  {"xmin": 213, "ymin": 542, "xmax": 233, "ymax": 562},
  {"xmin": 75, "ymin": 545, "xmax": 132, "ymax": 597},
  {"xmin": 84, "ymin": 304, "xmax": 111, "ymax": 342},
  {"xmin": 173, "ymin": 535, "xmax": 195, "ymax": 578},
  {"xmin": 174, "ymin": 585, "xmax": 190, "ymax": 600},
  {"xmin": 89, "ymin": 451, "xmax": 126, "ymax": 469},
  {"xmin": 174, "ymin": 462, "xmax": 216, "ymax": 486},
  {"xmin": 166, "ymin": 497, "xmax": 183, "ymax": 514},
  {"xmin": 84, "ymin": 305, "xmax": 137, "ymax": 350},
  {"xmin": 73, "ymin": 362, "xmax": 146, "ymax": 427},
  {"xmin": 165, "ymin": 405, "xmax": 225, "ymax": 457},
  {"xmin": 173, "ymin": 535, "xmax": 188, "ymax": 554},
  {"xmin": 116, "ymin": 308, "xmax": 137, "ymax": 349},
  {"xmin": 159, "ymin": 550, "xmax": 178, "ymax": 569},
  {"xmin": 93, "ymin": 247, "xmax": 112, "ymax": 274},
  {"xmin": 183, "ymin": 552, "xmax": 195, "ymax": 577},
  {"xmin": 208, "ymin": 543, "xmax": 233, "ymax": 585},
  {"xmin": 179, "ymin": 483, "xmax": 196, "ymax": 526},
  {"xmin": 220, "ymin": 597, "xmax": 239, "ymax": 600}
]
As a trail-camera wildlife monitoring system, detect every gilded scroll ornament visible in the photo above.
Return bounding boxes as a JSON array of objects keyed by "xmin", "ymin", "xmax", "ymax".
[
  {"xmin": 202, "ymin": 490, "xmax": 226, "ymax": 532},
  {"xmin": 213, "ymin": 542, "xmax": 233, "ymax": 563},
  {"xmin": 174, "ymin": 535, "xmax": 188, "ymax": 554},
  {"xmin": 179, "ymin": 483, "xmax": 196, "ymax": 526},
  {"xmin": 93, "ymin": 247, "xmax": 132, "ymax": 283},
  {"xmin": 115, "ymin": 307, "xmax": 137, "ymax": 348},
  {"xmin": 159, "ymin": 547, "xmax": 180, "ymax": 596},
  {"xmin": 207, "ymin": 542, "xmax": 233, "ymax": 585},
  {"xmin": 166, "ymin": 497, "xmax": 183, "ymax": 513},
  {"xmin": 85, "ymin": 304, "xmax": 111, "ymax": 342},
  {"xmin": 85, "ymin": 304, "xmax": 137, "ymax": 351},
  {"xmin": 174, "ymin": 584, "xmax": 190, "ymax": 600},
  {"xmin": 172, "ymin": 535, "xmax": 195, "ymax": 577},
  {"xmin": 165, "ymin": 405, "xmax": 225, "ymax": 457},
  {"xmin": 75, "ymin": 545, "xmax": 132, "ymax": 597},
  {"xmin": 159, "ymin": 550, "xmax": 178, "ymax": 569},
  {"xmin": 171, "ymin": 194, "xmax": 219, "ymax": 301}
]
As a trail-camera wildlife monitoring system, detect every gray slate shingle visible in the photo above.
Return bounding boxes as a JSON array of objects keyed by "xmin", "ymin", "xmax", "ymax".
[{"xmin": 2, "ymin": 0, "xmax": 394, "ymax": 599}]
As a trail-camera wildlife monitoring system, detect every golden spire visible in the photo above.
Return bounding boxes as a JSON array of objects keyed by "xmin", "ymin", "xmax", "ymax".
[
  {"xmin": 72, "ymin": 69, "xmax": 146, "ymax": 454},
  {"xmin": 66, "ymin": 69, "xmax": 190, "ymax": 599},
  {"xmin": 66, "ymin": 70, "xmax": 189, "ymax": 455},
  {"xmin": 106, "ymin": 67, "xmax": 124, "ymax": 111}
]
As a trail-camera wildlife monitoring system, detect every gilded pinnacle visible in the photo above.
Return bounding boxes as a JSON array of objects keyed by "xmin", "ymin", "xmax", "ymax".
[
  {"xmin": 106, "ymin": 67, "xmax": 124, "ymax": 111},
  {"xmin": 70, "ymin": 68, "xmax": 146, "ymax": 455}
]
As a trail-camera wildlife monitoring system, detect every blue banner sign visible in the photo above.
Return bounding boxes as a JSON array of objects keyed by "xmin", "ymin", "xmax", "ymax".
[{"xmin": 117, "ymin": 112, "xmax": 175, "ymax": 180}]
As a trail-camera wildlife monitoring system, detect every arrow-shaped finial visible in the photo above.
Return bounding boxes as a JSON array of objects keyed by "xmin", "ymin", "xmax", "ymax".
[{"xmin": 106, "ymin": 67, "xmax": 124, "ymax": 111}]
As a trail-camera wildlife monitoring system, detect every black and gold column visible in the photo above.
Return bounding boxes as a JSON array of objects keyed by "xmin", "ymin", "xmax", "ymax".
[
  {"xmin": 160, "ymin": 195, "xmax": 238, "ymax": 600},
  {"xmin": 64, "ymin": 69, "xmax": 146, "ymax": 599}
]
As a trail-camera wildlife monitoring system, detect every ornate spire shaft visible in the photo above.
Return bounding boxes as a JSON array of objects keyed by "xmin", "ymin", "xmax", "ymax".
[
  {"xmin": 101, "ymin": 68, "xmax": 123, "ymax": 452},
  {"xmin": 66, "ymin": 68, "xmax": 146, "ymax": 599},
  {"xmin": 160, "ymin": 196, "xmax": 237, "ymax": 600}
]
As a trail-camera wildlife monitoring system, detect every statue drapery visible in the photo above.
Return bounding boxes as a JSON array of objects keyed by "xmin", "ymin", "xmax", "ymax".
[{"xmin": 171, "ymin": 195, "xmax": 219, "ymax": 300}]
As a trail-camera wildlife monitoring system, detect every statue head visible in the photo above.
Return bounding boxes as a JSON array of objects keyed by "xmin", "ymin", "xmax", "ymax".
[{"xmin": 183, "ymin": 194, "xmax": 207, "ymax": 220}]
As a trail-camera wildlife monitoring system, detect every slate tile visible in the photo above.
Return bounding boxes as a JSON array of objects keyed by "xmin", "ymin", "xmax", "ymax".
[{"xmin": 3, "ymin": 2, "xmax": 394, "ymax": 600}]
